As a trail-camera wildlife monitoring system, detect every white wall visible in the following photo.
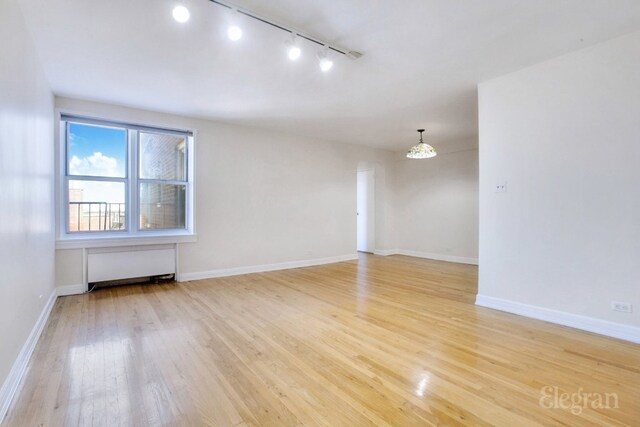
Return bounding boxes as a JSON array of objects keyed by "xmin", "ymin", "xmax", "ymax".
[
  {"xmin": 0, "ymin": 0, "xmax": 55, "ymax": 403},
  {"xmin": 54, "ymin": 97, "xmax": 397, "ymax": 286},
  {"xmin": 394, "ymin": 140, "xmax": 478, "ymax": 263},
  {"xmin": 478, "ymin": 31, "xmax": 640, "ymax": 329}
]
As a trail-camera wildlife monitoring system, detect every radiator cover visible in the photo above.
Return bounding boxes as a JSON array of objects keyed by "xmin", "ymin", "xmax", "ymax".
[{"xmin": 87, "ymin": 244, "xmax": 176, "ymax": 283}]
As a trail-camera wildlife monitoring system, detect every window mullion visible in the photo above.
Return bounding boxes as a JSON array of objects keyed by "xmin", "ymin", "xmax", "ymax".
[
  {"xmin": 128, "ymin": 129, "xmax": 139, "ymax": 234},
  {"xmin": 65, "ymin": 175, "xmax": 127, "ymax": 183},
  {"xmin": 138, "ymin": 179, "xmax": 187, "ymax": 185}
]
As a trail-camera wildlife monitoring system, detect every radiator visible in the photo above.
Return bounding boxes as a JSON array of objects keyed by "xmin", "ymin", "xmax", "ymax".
[{"xmin": 87, "ymin": 244, "xmax": 176, "ymax": 283}]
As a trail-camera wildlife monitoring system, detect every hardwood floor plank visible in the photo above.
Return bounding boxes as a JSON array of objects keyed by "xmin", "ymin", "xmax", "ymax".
[{"xmin": 3, "ymin": 254, "xmax": 639, "ymax": 426}]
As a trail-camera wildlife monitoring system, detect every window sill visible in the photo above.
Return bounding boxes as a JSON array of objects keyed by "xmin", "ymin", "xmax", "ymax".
[{"xmin": 55, "ymin": 233, "xmax": 197, "ymax": 250}]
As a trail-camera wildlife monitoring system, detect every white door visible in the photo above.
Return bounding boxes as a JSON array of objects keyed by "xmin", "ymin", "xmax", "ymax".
[{"xmin": 357, "ymin": 170, "xmax": 375, "ymax": 253}]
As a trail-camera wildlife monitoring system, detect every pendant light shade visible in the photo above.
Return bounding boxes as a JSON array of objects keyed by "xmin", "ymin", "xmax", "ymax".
[{"xmin": 406, "ymin": 129, "xmax": 437, "ymax": 159}]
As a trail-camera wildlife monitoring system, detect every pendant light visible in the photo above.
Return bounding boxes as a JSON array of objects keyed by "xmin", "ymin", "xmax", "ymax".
[{"xmin": 406, "ymin": 129, "xmax": 437, "ymax": 159}]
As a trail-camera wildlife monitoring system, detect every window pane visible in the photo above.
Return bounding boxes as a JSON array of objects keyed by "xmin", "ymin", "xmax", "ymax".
[
  {"xmin": 139, "ymin": 132, "xmax": 186, "ymax": 181},
  {"xmin": 139, "ymin": 183, "xmax": 186, "ymax": 230},
  {"xmin": 68, "ymin": 180, "xmax": 126, "ymax": 232},
  {"xmin": 68, "ymin": 123, "xmax": 126, "ymax": 178}
]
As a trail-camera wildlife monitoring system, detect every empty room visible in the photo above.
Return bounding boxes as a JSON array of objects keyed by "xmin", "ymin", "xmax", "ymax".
[{"xmin": 1, "ymin": 0, "xmax": 639, "ymax": 425}]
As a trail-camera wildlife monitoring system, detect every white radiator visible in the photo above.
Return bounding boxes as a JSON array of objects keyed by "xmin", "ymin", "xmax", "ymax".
[{"xmin": 87, "ymin": 244, "xmax": 176, "ymax": 283}]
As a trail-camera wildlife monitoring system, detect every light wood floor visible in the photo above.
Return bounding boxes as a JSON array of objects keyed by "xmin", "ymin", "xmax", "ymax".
[{"xmin": 4, "ymin": 254, "xmax": 639, "ymax": 426}]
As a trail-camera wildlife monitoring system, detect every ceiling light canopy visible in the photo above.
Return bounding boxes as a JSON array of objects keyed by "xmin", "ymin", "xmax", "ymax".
[
  {"xmin": 407, "ymin": 129, "xmax": 437, "ymax": 159},
  {"xmin": 172, "ymin": 4, "xmax": 190, "ymax": 23}
]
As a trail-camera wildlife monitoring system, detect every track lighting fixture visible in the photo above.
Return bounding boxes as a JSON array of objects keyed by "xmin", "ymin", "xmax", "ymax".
[
  {"xmin": 285, "ymin": 34, "xmax": 302, "ymax": 61},
  {"xmin": 170, "ymin": 0, "xmax": 363, "ymax": 73},
  {"xmin": 172, "ymin": 3, "xmax": 190, "ymax": 23},
  {"xmin": 317, "ymin": 48, "xmax": 333, "ymax": 72}
]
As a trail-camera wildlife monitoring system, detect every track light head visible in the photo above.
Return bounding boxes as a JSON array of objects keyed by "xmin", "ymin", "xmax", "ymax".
[
  {"xmin": 226, "ymin": 8, "xmax": 242, "ymax": 41},
  {"xmin": 320, "ymin": 58, "xmax": 333, "ymax": 72},
  {"xmin": 227, "ymin": 25, "xmax": 243, "ymax": 41},
  {"xmin": 317, "ymin": 48, "xmax": 333, "ymax": 72},
  {"xmin": 285, "ymin": 34, "xmax": 301, "ymax": 61},
  {"xmin": 172, "ymin": 4, "xmax": 190, "ymax": 23},
  {"xmin": 289, "ymin": 45, "xmax": 302, "ymax": 61}
]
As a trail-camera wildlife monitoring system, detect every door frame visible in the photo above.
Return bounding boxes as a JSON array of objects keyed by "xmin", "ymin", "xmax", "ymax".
[{"xmin": 357, "ymin": 169, "xmax": 376, "ymax": 253}]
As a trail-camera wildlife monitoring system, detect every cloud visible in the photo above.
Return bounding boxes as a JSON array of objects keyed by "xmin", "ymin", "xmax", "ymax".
[{"xmin": 69, "ymin": 152, "xmax": 119, "ymax": 176}]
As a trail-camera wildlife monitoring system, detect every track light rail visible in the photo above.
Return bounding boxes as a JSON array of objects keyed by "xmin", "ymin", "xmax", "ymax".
[{"xmin": 208, "ymin": 0, "xmax": 361, "ymax": 59}]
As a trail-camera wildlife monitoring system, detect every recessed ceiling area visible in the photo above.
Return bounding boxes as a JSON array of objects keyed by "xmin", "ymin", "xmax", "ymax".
[{"xmin": 18, "ymin": 0, "xmax": 640, "ymax": 149}]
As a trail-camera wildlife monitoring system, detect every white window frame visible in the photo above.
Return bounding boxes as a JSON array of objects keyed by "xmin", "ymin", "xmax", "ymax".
[{"xmin": 56, "ymin": 112, "xmax": 196, "ymax": 249}]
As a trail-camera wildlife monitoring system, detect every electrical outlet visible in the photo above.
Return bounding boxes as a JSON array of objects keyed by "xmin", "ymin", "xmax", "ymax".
[
  {"xmin": 611, "ymin": 301, "xmax": 633, "ymax": 313},
  {"xmin": 495, "ymin": 180, "xmax": 507, "ymax": 193}
]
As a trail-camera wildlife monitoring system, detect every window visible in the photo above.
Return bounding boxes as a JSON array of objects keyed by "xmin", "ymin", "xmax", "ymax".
[{"xmin": 60, "ymin": 115, "xmax": 194, "ymax": 241}]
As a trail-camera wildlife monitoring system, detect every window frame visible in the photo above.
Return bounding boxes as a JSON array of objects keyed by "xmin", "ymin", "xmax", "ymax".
[
  {"xmin": 137, "ymin": 128, "xmax": 189, "ymax": 232},
  {"xmin": 56, "ymin": 112, "xmax": 196, "ymax": 249},
  {"xmin": 64, "ymin": 120, "xmax": 130, "ymax": 235}
]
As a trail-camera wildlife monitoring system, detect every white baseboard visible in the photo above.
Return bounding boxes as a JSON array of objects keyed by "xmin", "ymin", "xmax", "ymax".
[
  {"xmin": 476, "ymin": 295, "xmax": 640, "ymax": 344},
  {"xmin": 0, "ymin": 289, "xmax": 57, "ymax": 421},
  {"xmin": 396, "ymin": 249, "xmax": 479, "ymax": 265},
  {"xmin": 179, "ymin": 254, "xmax": 359, "ymax": 282},
  {"xmin": 373, "ymin": 249, "xmax": 398, "ymax": 256},
  {"xmin": 56, "ymin": 283, "xmax": 86, "ymax": 296}
]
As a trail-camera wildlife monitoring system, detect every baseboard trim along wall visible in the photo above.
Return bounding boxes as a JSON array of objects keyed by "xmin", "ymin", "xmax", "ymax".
[
  {"xmin": 476, "ymin": 294, "xmax": 640, "ymax": 344},
  {"xmin": 0, "ymin": 290, "xmax": 57, "ymax": 422},
  {"xmin": 179, "ymin": 254, "xmax": 359, "ymax": 282},
  {"xmin": 55, "ymin": 255, "xmax": 362, "ymax": 294},
  {"xmin": 397, "ymin": 250, "xmax": 478, "ymax": 265},
  {"xmin": 56, "ymin": 283, "xmax": 86, "ymax": 296},
  {"xmin": 56, "ymin": 250, "xmax": 478, "ymax": 293},
  {"xmin": 374, "ymin": 249, "xmax": 479, "ymax": 265},
  {"xmin": 373, "ymin": 249, "xmax": 397, "ymax": 256}
]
